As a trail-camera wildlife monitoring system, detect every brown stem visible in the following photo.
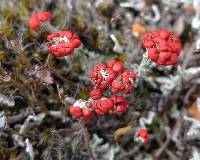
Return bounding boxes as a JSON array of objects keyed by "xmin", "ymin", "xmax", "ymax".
[
  {"xmin": 44, "ymin": 53, "xmax": 52, "ymax": 68},
  {"xmin": 79, "ymin": 119, "xmax": 96, "ymax": 160},
  {"xmin": 0, "ymin": 146, "xmax": 17, "ymax": 152},
  {"xmin": 154, "ymin": 137, "xmax": 170, "ymax": 159},
  {"xmin": 47, "ymin": 85, "xmax": 65, "ymax": 104},
  {"xmin": 49, "ymin": 67, "xmax": 78, "ymax": 87},
  {"xmin": 7, "ymin": 108, "xmax": 41, "ymax": 125},
  {"xmin": 154, "ymin": 117, "xmax": 181, "ymax": 159}
]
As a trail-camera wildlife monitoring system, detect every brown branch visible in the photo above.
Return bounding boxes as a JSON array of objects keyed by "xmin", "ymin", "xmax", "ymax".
[
  {"xmin": 0, "ymin": 146, "xmax": 17, "ymax": 153},
  {"xmin": 49, "ymin": 67, "xmax": 78, "ymax": 87},
  {"xmin": 7, "ymin": 108, "xmax": 41, "ymax": 125},
  {"xmin": 154, "ymin": 137, "xmax": 171, "ymax": 159},
  {"xmin": 47, "ymin": 85, "xmax": 66, "ymax": 104},
  {"xmin": 7, "ymin": 112, "xmax": 27, "ymax": 125},
  {"xmin": 79, "ymin": 119, "xmax": 96, "ymax": 160},
  {"xmin": 44, "ymin": 53, "xmax": 52, "ymax": 68},
  {"xmin": 154, "ymin": 117, "xmax": 181, "ymax": 159},
  {"xmin": 166, "ymin": 149, "xmax": 181, "ymax": 160}
]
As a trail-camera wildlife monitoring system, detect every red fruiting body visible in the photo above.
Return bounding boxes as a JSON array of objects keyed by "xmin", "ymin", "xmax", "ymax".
[
  {"xmin": 29, "ymin": 11, "xmax": 52, "ymax": 31},
  {"xmin": 90, "ymin": 64, "xmax": 106, "ymax": 86},
  {"xmin": 68, "ymin": 60, "xmax": 137, "ymax": 120},
  {"xmin": 103, "ymin": 68, "xmax": 116, "ymax": 88},
  {"xmin": 89, "ymin": 89, "xmax": 103, "ymax": 100},
  {"xmin": 111, "ymin": 70, "xmax": 136, "ymax": 94},
  {"xmin": 69, "ymin": 105, "xmax": 83, "ymax": 119},
  {"xmin": 90, "ymin": 64, "xmax": 116, "ymax": 90},
  {"xmin": 92, "ymin": 98, "xmax": 114, "ymax": 115},
  {"xmin": 141, "ymin": 29, "xmax": 182, "ymax": 66},
  {"xmin": 68, "ymin": 100, "xmax": 93, "ymax": 120},
  {"xmin": 135, "ymin": 128, "xmax": 149, "ymax": 144},
  {"xmin": 90, "ymin": 61, "xmax": 136, "ymax": 94},
  {"xmin": 82, "ymin": 108, "xmax": 93, "ymax": 120},
  {"xmin": 46, "ymin": 31, "xmax": 81, "ymax": 57},
  {"xmin": 107, "ymin": 59, "xmax": 124, "ymax": 73},
  {"xmin": 110, "ymin": 96, "xmax": 128, "ymax": 113},
  {"xmin": 122, "ymin": 70, "xmax": 137, "ymax": 82}
]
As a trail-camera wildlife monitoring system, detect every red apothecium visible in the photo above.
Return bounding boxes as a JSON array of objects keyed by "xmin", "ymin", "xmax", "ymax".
[
  {"xmin": 29, "ymin": 11, "xmax": 52, "ymax": 31},
  {"xmin": 46, "ymin": 31, "xmax": 81, "ymax": 57},
  {"xmin": 141, "ymin": 29, "xmax": 182, "ymax": 66}
]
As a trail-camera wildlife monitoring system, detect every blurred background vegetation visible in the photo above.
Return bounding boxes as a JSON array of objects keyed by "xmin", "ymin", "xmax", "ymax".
[{"xmin": 0, "ymin": 0, "xmax": 200, "ymax": 159}]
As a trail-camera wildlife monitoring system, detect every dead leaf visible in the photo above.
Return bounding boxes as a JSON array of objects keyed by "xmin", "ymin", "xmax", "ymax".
[
  {"xmin": 185, "ymin": 4, "xmax": 195, "ymax": 14},
  {"xmin": 113, "ymin": 126, "xmax": 132, "ymax": 142},
  {"xmin": 132, "ymin": 23, "xmax": 146, "ymax": 37},
  {"xmin": 27, "ymin": 65, "xmax": 53, "ymax": 85},
  {"xmin": 189, "ymin": 98, "xmax": 200, "ymax": 121}
]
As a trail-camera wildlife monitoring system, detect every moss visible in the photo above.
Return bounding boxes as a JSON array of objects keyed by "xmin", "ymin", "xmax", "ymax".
[
  {"xmin": 0, "ymin": 54, "xmax": 6, "ymax": 61},
  {"xmin": 79, "ymin": 90, "xmax": 89, "ymax": 100},
  {"xmin": 117, "ymin": 54, "xmax": 128, "ymax": 62},
  {"xmin": 76, "ymin": 15, "xmax": 86, "ymax": 30},
  {"xmin": 72, "ymin": 63, "xmax": 83, "ymax": 74},
  {"xmin": 2, "ymin": 8, "xmax": 15, "ymax": 20},
  {"xmin": 0, "ymin": 24, "xmax": 14, "ymax": 39}
]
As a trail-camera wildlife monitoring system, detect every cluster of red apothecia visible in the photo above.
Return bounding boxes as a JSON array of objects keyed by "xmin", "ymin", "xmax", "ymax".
[
  {"xmin": 29, "ymin": 11, "xmax": 82, "ymax": 56},
  {"xmin": 29, "ymin": 11, "xmax": 183, "ymax": 144},
  {"xmin": 69, "ymin": 95, "xmax": 128, "ymax": 120},
  {"xmin": 134, "ymin": 128, "xmax": 149, "ymax": 144},
  {"xmin": 46, "ymin": 31, "xmax": 81, "ymax": 57},
  {"xmin": 29, "ymin": 11, "xmax": 52, "ymax": 31},
  {"xmin": 90, "ymin": 59, "xmax": 136, "ymax": 95},
  {"xmin": 69, "ymin": 59, "xmax": 135, "ymax": 120},
  {"xmin": 141, "ymin": 29, "xmax": 182, "ymax": 66},
  {"xmin": 29, "ymin": 12, "xmax": 182, "ymax": 67}
]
